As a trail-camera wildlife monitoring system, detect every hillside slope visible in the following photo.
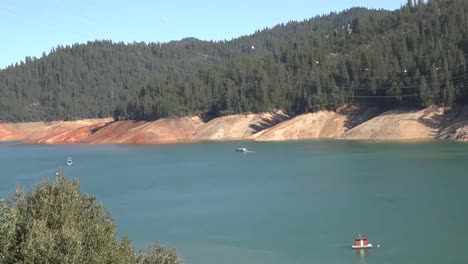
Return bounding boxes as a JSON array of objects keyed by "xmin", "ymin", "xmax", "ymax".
[
  {"xmin": 79, "ymin": 117, "xmax": 204, "ymax": 144},
  {"xmin": 1, "ymin": 0, "xmax": 467, "ymax": 123},
  {"xmin": 2, "ymin": 106, "xmax": 468, "ymax": 144},
  {"xmin": 253, "ymin": 111, "xmax": 348, "ymax": 141},
  {"xmin": 0, "ymin": 119, "xmax": 112, "ymax": 143},
  {"xmin": 193, "ymin": 111, "xmax": 290, "ymax": 140},
  {"xmin": 342, "ymin": 107, "xmax": 445, "ymax": 140}
]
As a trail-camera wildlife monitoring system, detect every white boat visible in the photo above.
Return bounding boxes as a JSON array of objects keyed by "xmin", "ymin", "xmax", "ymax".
[
  {"xmin": 66, "ymin": 157, "xmax": 73, "ymax": 166},
  {"xmin": 352, "ymin": 234, "xmax": 373, "ymax": 249},
  {"xmin": 235, "ymin": 148, "xmax": 248, "ymax": 152}
]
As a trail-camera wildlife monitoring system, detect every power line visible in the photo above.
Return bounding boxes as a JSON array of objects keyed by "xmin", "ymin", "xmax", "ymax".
[{"xmin": 347, "ymin": 93, "xmax": 420, "ymax": 98}]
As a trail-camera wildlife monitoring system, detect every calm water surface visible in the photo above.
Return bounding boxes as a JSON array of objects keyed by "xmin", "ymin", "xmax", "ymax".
[{"xmin": 1, "ymin": 140, "xmax": 467, "ymax": 264}]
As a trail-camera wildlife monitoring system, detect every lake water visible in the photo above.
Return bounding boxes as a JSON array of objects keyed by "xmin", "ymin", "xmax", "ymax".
[{"xmin": 1, "ymin": 140, "xmax": 468, "ymax": 264}]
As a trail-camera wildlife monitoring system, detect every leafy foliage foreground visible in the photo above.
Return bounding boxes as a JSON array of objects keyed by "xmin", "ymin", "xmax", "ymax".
[{"xmin": 0, "ymin": 173, "xmax": 180, "ymax": 264}]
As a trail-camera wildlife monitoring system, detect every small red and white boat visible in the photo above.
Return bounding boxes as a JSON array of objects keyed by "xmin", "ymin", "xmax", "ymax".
[{"xmin": 352, "ymin": 234, "xmax": 373, "ymax": 249}]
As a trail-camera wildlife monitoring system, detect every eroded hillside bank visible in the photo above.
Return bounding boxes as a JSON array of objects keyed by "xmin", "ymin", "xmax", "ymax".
[{"xmin": 1, "ymin": 106, "xmax": 468, "ymax": 144}]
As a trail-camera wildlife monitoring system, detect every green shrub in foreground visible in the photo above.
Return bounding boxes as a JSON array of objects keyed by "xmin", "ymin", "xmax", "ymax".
[{"xmin": 0, "ymin": 173, "xmax": 180, "ymax": 264}]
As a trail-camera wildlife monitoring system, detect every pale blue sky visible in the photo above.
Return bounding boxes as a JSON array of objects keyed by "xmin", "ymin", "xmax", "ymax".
[{"xmin": 0, "ymin": 0, "xmax": 406, "ymax": 69}]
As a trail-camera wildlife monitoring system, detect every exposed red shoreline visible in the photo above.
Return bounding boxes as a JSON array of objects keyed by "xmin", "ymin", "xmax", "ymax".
[{"xmin": 1, "ymin": 107, "xmax": 468, "ymax": 144}]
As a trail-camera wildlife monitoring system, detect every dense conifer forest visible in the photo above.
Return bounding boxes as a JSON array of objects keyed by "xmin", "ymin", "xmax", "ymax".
[{"xmin": 1, "ymin": 0, "xmax": 468, "ymax": 122}]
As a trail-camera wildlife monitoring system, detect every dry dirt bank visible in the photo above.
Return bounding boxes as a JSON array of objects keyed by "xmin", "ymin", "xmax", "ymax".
[
  {"xmin": 192, "ymin": 111, "xmax": 290, "ymax": 140},
  {"xmin": 79, "ymin": 116, "xmax": 204, "ymax": 144},
  {"xmin": 0, "ymin": 119, "xmax": 112, "ymax": 143},
  {"xmin": 342, "ymin": 107, "xmax": 445, "ymax": 140},
  {"xmin": 2, "ymin": 106, "xmax": 468, "ymax": 144}
]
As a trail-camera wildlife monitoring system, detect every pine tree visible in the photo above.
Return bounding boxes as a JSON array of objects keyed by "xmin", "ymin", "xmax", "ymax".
[{"xmin": 419, "ymin": 76, "xmax": 433, "ymax": 106}]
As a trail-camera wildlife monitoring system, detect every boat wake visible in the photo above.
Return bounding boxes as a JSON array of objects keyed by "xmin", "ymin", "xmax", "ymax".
[{"xmin": 235, "ymin": 148, "xmax": 255, "ymax": 153}]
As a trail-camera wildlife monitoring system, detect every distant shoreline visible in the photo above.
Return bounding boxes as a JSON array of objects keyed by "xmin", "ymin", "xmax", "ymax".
[{"xmin": 1, "ymin": 106, "xmax": 467, "ymax": 144}]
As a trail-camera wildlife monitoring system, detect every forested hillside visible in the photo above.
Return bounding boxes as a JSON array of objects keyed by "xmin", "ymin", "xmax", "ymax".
[{"xmin": 1, "ymin": 0, "xmax": 468, "ymax": 122}]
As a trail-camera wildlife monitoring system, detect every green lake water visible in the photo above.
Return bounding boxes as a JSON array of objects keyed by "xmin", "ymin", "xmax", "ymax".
[{"xmin": 1, "ymin": 140, "xmax": 467, "ymax": 264}]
